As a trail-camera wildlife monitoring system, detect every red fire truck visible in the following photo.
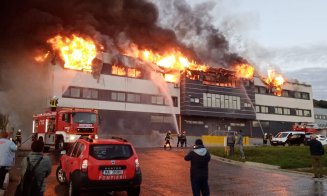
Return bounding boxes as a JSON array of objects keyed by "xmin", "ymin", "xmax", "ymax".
[
  {"xmin": 32, "ymin": 108, "xmax": 99, "ymax": 150},
  {"xmin": 292, "ymin": 123, "xmax": 319, "ymax": 133}
]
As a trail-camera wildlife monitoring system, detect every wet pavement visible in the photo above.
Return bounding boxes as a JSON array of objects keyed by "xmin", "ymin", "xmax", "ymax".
[{"xmin": 2, "ymin": 148, "xmax": 327, "ymax": 196}]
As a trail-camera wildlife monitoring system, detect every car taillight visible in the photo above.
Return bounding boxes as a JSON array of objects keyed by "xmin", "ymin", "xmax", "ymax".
[
  {"xmin": 81, "ymin": 159, "xmax": 88, "ymax": 173},
  {"xmin": 135, "ymin": 158, "xmax": 141, "ymax": 173}
]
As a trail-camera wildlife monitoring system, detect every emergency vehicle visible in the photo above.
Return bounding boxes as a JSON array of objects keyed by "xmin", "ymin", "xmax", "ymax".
[{"xmin": 32, "ymin": 108, "xmax": 99, "ymax": 150}]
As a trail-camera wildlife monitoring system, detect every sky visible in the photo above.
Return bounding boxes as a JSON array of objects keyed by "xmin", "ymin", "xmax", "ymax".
[{"xmin": 184, "ymin": 0, "xmax": 327, "ymax": 100}]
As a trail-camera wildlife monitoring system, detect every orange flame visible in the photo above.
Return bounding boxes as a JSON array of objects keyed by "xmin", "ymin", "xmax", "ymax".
[
  {"xmin": 122, "ymin": 47, "xmax": 208, "ymax": 83},
  {"xmin": 265, "ymin": 69, "xmax": 285, "ymax": 96},
  {"xmin": 34, "ymin": 51, "xmax": 50, "ymax": 63},
  {"xmin": 234, "ymin": 63, "xmax": 254, "ymax": 79},
  {"xmin": 47, "ymin": 34, "xmax": 97, "ymax": 72}
]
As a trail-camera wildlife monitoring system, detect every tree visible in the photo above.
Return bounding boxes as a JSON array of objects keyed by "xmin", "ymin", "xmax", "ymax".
[{"xmin": 0, "ymin": 113, "xmax": 9, "ymax": 131}]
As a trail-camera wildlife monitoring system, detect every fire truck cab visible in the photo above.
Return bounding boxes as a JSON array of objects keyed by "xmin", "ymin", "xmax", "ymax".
[{"xmin": 32, "ymin": 108, "xmax": 99, "ymax": 150}]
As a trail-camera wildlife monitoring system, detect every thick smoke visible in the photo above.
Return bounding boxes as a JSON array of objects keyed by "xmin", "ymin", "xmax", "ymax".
[{"xmin": 0, "ymin": 0, "xmax": 246, "ymax": 135}]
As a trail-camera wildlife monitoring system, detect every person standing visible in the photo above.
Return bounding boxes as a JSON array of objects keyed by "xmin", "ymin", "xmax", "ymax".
[
  {"xmin": 309, "ymin": 134, "xmax": 324, "ymax": 178},
  {"xmin": 226, "ymin": 132, "xmax": 235, "ymax": 156},
  {"xmin": 49, "ymin": 96, "xmax": 58, "ymax": 112},
  {"xmin": 0, "ymin": 131, "xmax": 17, "ymax": 190},
  {"xmin": 181, "ymin": 131, "xmax": 187, "ymax": 148},
  {"xmin": 164, "ymin": 131, "xmax": 172, "ymax": 150},
  {"xmin": 184, "ymin": 139, "xmax": 211, "ymax": 196},
  {"xmin": 177, "ymin": 133, "xmax": 182, "ymax": 148},
  {"xmin": 237, "ymin": 130, "xmax": 245, "ymax": 159},
  {"xmin": 15, "ymin": 129, "xmax": 22, "ymax": 147}
]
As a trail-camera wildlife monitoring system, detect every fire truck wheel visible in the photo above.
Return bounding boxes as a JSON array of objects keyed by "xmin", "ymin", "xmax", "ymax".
[{"xmin": 56, "ymin": 137, "xmax": 65, "ymax": 151}]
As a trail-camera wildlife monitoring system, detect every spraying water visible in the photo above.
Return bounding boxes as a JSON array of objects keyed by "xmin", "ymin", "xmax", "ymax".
[{"xmin": 239, "ymin": 81, "xmax": 265, "ymax": 136}]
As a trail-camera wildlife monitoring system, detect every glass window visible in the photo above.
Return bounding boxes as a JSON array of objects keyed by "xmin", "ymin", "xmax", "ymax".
[
  {"xmin": 256, "ymin": 105, "xmax": 260, "ymax": 113},
  {"xmin": 304, "ymin": 110, "xmax": 311, "ymax": 117},
  {"xmin": 296, "ymin": 109, "xmax": 303, "ymax": 116},
  {"xmin": 71, "ymin": 87, "xmax": 81, "ymax": 98},
  {"xmin": 117, "ymin": 92, "xmax": 125, "ymax": 101},
  {"xmin": 203, "ymin": 93, "xmax": 207, "ymax": 107},
  {"xmin": 302, "ymin": 93, "xmax": 309, "ymax": 100},
  {"xmin": 83, "ymin": 88, "xmax": 98, "ymax": 99},
  {"xmin": 259, "ymin": 87, "xmax": 267, "ymax": 94},
  {"xmin": 72, "ymin": 112, "xmax": 97, "ymax": 123},
  {"xmin": 71, "ymin": 142, "xmax": 81, "ymax": 157},
  {"xmin": 224, "ymin": 96, "xmax": 229, "ymax": 109},
  {"xmin": 157, "ymin": 96, "xmax": 164, "ymax": 104},
  {"xmin": 294, "ymin": 92, "xmax": 301, "ymax": 99},
  {"xmin": 76, "ymin": 144, "xmax": 85, "ymax": 157},
  {"xmin": 282, "ymin": 90, "xmax": 289, "ymax": 97},
  {"xmin": 283, "ymin": 108, "xmax": 291, "ymax": 115},
  {"xmin": 111, "ymin": 92, "xmax": 117, "ymax": 100},
  {"xmin": 67, "ymin": 142, "xmax": 76, "ymax": 156},
  {"xmin": 172, "ymin": 97, "xmax": 178, "ymax": 107},
  {"xmin": 261, "ymin": 106, "xmax": 268, "ymax": 113},
  {"xmin": 90, "ymin": 144, "xmax": 133, "ymax": 160},
  {"xmin": 274, "ymin": 107, "xmax": 283, "ymax": 114},
  {"xmin": 194, "ymin": 98, "xmax": 200, "ymax": 103}
]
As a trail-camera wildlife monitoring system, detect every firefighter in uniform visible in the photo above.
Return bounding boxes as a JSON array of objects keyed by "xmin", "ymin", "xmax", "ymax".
[
  {"xmin": 15, "ymin": 129, "xmax": 22, "ymax": 147},
  {"xmin": 164, "ymin": 131, "xmax": 172, "ymax": 150},
  {"xmin": 50, "ymin": 96, "xmax": 59, "ymax": 112},
  {"xmin": 181, "ymin": 131, "xmax": 187, "ymax": 148},
  {"xmin": 177, "ymin": 133, "xmax": 182, "ymax": 148}
]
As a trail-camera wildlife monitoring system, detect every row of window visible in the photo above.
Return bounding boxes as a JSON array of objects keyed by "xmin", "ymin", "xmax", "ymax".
[
  {"xmin": 63, "ymin": 86, "xmax": 178, "ymax": 107},
  {"xmin": 256, "ymin": 105, "xmax": 311, "ymax": 117},
  {"xmin": 315, "ymin": 115, "xmax": 327, "ymax": 120},
  {"xmin": 202, "ymin": 93, "xmax": 242, "ymax": 110},
  {"xmin": 255, "ymin": 86, "xmax": 310, "ymax": 100}
]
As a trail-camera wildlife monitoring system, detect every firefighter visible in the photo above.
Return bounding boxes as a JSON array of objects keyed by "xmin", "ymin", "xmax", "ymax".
[
  {"xmin": 50, "ymin": 96, "xmax": 58, "ymax": 112},
  {"xmin": 164, "ymin": 131, "xmax": 172, "ymax": 150},
  {"xmin": 15, "ymin": 129, "xmax": 22, "ymax": 147},
  {"xmin": 181, "ymin": 131, "xmax": 187, "ymax": 148},
  {"xmin": 177, "ymin": 133, "xmax": 182, "ymax": 148}
]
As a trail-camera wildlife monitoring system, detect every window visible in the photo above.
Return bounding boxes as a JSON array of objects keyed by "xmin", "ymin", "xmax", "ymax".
[
  {"xmin": 111, "ymin": 92, "xmax": 126, "ymax": 101},
  {"xmin": 244, "ymin": 103, "xmax": 252, "ymax": 108},
  {"xmin": 76, "ymin": 144, "xmax": 85, "ymax": 157},
  {"xmin": 172, "ymin": 97, "xmax": 178, "ymax": 107},
  {"xmin": 304, "ymin": 110, "xmax": 311, "ymax": 117},
  {"xmin": 71, "ymin": 142, "xmax": 81, "ymax": 157},
  {"xmin": 256, "ymin": 105, "xmax": 260, "ymax": 113},
  {"xmin": 151, "ymin": 96, "xmax": 164, "ymax": 105},
  {"xmin": 127, "ymin": 93, "xmax": 141, "ymax": 103},
  {"xmin": 112, "ymin": 65, "xmax": 126, "ymax": 76},
  {"xmin": 261, "ymin": 106, "xmax": 268, "ymax": 113},
  {"xmin": 252, "ymin": 121, "xmax": 269, "ymax": 127},
  {"xmin": 82, "ymin": 88, "xmax": 98, "ymax": 99},
  {"xmin": 283, "ymin": 108, "xmax": 291, "ymax": 115},
  {"xmin": 302, "ymin": 93, "xmax": 309, "ymax": 100},
  {"xmin": 127, "ymin": 68, "xmax": 141, "ymax": 78},
  {"xmin": 282, "ymin": 90, "xmax": 289, "ymax": 97},
  {"xmin": 90, "ymin": 144, "xmax": 133, "ymax": 160},
  {"xmin": 203, "ymin": 93, "xmax": 240, "ymax": 110},
  {"xmin": 294, "ymin": 92, "xmax": 301, "ymax": 99},
  {"xmin": 274, "ymin": 107, "xmax": 283, "ymax": 115},
  {"xmin": 259, "ymin": 87, "xmax": 267, "ymax": 94},
  {"xmin": 296, "ymin": 109, "xmax": 303, "ymax": 116},
  {"xmin": 70, "ymin": 87, "xmax": 81, "ymax": 98}
]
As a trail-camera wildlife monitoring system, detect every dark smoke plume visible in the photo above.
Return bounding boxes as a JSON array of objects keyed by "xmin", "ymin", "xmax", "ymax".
[{"xmin": 0, "ymin": 0, "xmax": 246, "ymax": 135}]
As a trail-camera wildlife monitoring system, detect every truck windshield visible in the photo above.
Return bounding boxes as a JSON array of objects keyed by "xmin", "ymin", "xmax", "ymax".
[{"xmin": 72, "ymin": 112, "xmax": 97, "ymax": 124}]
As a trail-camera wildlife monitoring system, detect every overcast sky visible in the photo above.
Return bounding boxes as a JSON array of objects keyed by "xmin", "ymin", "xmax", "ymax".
[{"xmin": 183, "ymin": 0, "xmax": 327, "ymax": 100}]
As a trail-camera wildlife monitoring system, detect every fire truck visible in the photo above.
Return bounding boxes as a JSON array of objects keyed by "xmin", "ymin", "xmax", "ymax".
[
  {"xmin": 292, "ymin": 122, "xmax": 319, "ymax": 134},
  {"xmin": 32, "ymin": 108, "xmax": 99, "ymax": 150}
]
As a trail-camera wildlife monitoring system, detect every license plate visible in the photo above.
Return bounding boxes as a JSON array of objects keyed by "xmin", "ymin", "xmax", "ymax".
[{"xmin": 102, "ymin": 170, "xmax": 123, "ymax": 175}]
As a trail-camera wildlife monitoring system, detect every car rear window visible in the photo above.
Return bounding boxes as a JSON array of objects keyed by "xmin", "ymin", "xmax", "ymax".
[{"xmin": 89, "ymin": 144, "xmax": 133, "ymax": 160}]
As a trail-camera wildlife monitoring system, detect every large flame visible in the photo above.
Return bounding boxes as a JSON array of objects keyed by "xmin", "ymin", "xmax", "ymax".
[
  {"xmin": 47, "ymin": 34, "xmax": 97, "ymax": 72},
  {"xmin": 123, "ymin": 47, "xmax": 208, "ymax": 83},
  {"xmin": 234, "ymin": 63, "xmax": 254, "ymax": 79},
  {"xmin": 264, "ymin": 69, "xmax": 285, "ymax": 96}
]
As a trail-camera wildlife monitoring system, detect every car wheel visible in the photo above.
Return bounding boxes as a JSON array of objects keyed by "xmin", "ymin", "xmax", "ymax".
[
  {"xmin": 56, "ymin": 137, "xmax": 65, "ymax": 151},
  {"xmin": 127, "ymin": 186, "xmax": 140, "ymax": 196},
  {"xmin": 56, "ymin": 166, "xmax": 67, "ymax": 185},
  {"xmin": 69, "ymin": 180, "xmax": 80, "ymax": 196}
]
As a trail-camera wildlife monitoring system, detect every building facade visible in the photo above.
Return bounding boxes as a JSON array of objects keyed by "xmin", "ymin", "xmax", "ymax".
[
  {"xmin": 314, "ymin": 107, "xmax": 327, "ymax": 129},
  {"xmin": 48, "ymin": 54, "xmax": 314, "ymax": 137},
  {"xmin": 253, "ymin": 77, "xmax": 314, "ymax": 137}
]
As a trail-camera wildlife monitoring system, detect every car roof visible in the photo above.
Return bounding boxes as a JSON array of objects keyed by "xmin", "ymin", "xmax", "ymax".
[
  {"xmin": 278, "ymin": 131, "xmax": 305, "ymax": 134},
  {"xmin": 78, "ymin": 138, "xmax": 131, "ymax": 145}
]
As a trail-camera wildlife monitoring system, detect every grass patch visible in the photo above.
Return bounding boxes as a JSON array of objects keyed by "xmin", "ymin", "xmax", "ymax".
[{"xmin": 208, "ymin": 146, "xmax": 327, "ymax": 172}]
